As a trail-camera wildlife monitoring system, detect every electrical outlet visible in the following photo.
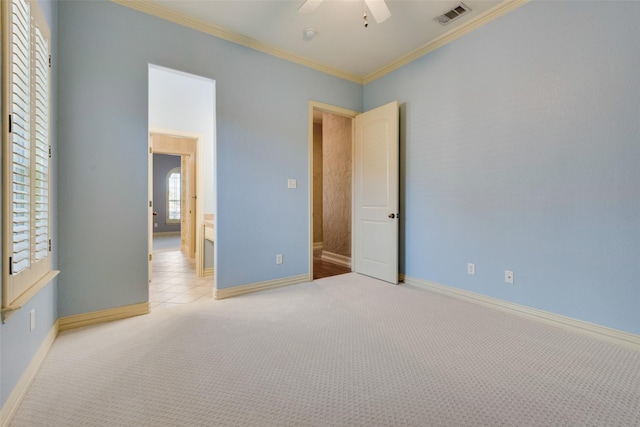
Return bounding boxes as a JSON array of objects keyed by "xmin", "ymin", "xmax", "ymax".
[
  {"xmin": 30, "ymin": 309, "xmax": 35, "ymax": 332},
  {"xmin": 505, "ymin": 270, "xmax": 514, "ymax": 284},
  {"xmin": 467, "ymin": 263, "xmax": 475, "ymax": 275},
  {"xmin": 276, "ymin": 254, "xmax": 283, "ymax": 265}
]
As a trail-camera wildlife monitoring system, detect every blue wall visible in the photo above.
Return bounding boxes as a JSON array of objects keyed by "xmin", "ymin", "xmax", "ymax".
[
  {"xmin": 364, "ymin": 1, "xmax": 640, "ymax": 334},
  {"xmin": 0, "ymin": 0, "xmax": 59, "ymax": 408},
  {"xmin": 2, "ymin": 0, "xmax": 640, "ymax": 412},
  {"xmin": 152, "ymin": 154, "xmax": 181, "ymax": 233},
  {"xmin": 56, "ymin": 1, "xmax": 362, "ymax": 316}
]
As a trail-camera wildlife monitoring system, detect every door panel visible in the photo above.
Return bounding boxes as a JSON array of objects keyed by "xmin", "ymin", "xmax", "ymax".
[
  {"xmin": 149, "ymin": 136, "xmax": 154, "ymax": 282},
  {"xmin": 188, "ymin": 152, "xmax": 197, "ymax": 258},
  {"xmin": 354, "ymin": 101, "xmax": 399, "ymax": 284}
]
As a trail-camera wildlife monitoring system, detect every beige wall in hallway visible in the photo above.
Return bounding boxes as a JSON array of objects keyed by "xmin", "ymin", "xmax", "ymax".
[
  {"xmin": 313, "ymin": 123, "xmax": 324, "ymax": 245},
  {"xmin": 322, "ymin": 113, "xmax": 352, "ymax": 257}
]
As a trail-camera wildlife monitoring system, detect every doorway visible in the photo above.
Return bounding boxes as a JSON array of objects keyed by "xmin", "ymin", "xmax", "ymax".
[
  {"xmin": 151, "ymin": 133, "xmax": 197, "ymax": 258},
  {"xmin": 148, "ymin": 130, "xmax": 212, "ymax": 309},
  {"xmin": 309, "ymin": 100, "xmax": 400, "ymax": 284},
  {"xmin": 147, "ymin": 64, "xmax": 216, "ymax": 307},
  {"xmin": 309, "ymin": 102, "xmax": 359, "ymax": 280}
]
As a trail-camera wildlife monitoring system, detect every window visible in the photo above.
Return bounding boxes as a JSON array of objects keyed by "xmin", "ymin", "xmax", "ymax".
[
  {"xmin": 166, "ymin": 167, "xmax": 181, "ymax": 224},
  {"xmin": 2, "ymin": 0, "xmax": 57, "ymax": 317}
]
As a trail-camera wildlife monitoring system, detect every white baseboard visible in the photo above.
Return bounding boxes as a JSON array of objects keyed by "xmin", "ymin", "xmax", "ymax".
[
  {"xmin": 320, "ymin": 251, "xmax": 351, "ymax": 268},
  {"xmin": 313, "ymin": 242, "xmax": 323, "ymax": 251},
  {"xmin": 1, "ymin": 320, "xmax": 59, "ymax": 427},
  {"xmin": 58, "ymin": 302, "xmax": 150, "ymax": 331},
  {"xmin": 215, "ymin": 274, "xmax": 309, "ymax": 300},
  {"xmin": 153, "ymin": 231, "xmax": 180, "ymax": 237},
  {"xmin": 401, "ymin": 275, "xmax": 640, "ymax": 352},
  {"xmin": 204, "ymin": 267, "xmax": 214, "ymax": 277}
]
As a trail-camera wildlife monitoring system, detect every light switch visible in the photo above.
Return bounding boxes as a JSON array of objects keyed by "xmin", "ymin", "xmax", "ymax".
[{"xmin": 288, "ymin": 179, "xmax": 297, "ymax": 189}]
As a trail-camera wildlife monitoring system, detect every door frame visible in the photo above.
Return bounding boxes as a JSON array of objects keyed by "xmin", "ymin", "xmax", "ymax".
[
  {"xmin": 149, "ymin": 127, "xmax": 206, "ymax": 277},
  {"xmin": 307, "ymin": 101, "xmax": 360, "ymax": 281}
]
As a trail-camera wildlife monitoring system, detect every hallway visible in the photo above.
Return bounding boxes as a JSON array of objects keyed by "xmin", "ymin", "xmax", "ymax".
[{"xmin": 150, "ymin": 238, "xmax": 213, "ymax": 309}]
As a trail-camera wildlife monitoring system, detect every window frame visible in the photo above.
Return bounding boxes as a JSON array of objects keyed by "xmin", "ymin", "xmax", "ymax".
[
  {"xmin": 2, "ymin": 0, "xmax": 58, "ymax": 320},
  {"xmin": 166, "ymin": 166, "xmax": 181, "ymax": 225}
]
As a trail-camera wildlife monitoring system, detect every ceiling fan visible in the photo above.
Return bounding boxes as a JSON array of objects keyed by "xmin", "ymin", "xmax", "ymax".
[{"xmin": 298, "ymin": 0, "xmax": 392, "ymax": 25}]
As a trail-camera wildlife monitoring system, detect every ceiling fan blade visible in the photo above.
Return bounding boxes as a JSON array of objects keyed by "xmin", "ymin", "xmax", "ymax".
[
  {"xmin": 364, "ymin": 0, "xmax": 391, "ymax": 23},
  {"xmin": 298, "ymin": 0, "xmax": 324, "ymax": 14}
]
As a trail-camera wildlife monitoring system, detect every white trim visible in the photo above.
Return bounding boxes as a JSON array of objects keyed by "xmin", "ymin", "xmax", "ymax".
[
  {"xmin": 1, "ymin": 270, "xmax": 60, "ymax": 322},
  {"xmin": 363, "ymin": 0, "xmax": 529, "ymax": 83},
  {"xmin": 313, "ymin": 242, "xmax": 323, "ymax": 251},
  {"xmin": 113, "ymin": 1, "xmax": 528, "ymax": 85},
  {"xmin": 58, "ymin": 302, "xmax": 150, "ymax": 331},
  {"xmin": 152, "ymin": 231, "xmax": 181, "ymax": 237},
  {"xmin": 401, "ymin": 275, "xmax": 640, "ymax": 352},
  {"xmin": 113, "ymin": 0, "xmax": 363, "ymax": 84},
  {"xmin": 320, "ymin": 251, "xmax": 352, "ymax": 268},
  {"xmin": 0, "ymin": 320, "xmax": 59, "ymax": 427},
  {"xmin": 215, "ymin": 274, "xmax": 308, "ymax": 300},
  {"xmin": 204, "ymin": 267, "xmax": 214, "ymax": 278}
]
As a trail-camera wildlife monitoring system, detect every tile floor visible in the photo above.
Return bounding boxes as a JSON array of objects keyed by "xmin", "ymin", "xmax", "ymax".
[{"xmin": 149, "ymin": 249, "xmax": 214, "ymax": 310}]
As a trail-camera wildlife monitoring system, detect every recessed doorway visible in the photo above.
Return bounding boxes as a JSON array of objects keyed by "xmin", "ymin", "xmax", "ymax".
[
  {"xmin": 309, "ymin": 102, "xmax": 358, "ymax": 280},
  {"xmin": 147, "ymin": 64, "xmax": 216, "ymax": 308}
]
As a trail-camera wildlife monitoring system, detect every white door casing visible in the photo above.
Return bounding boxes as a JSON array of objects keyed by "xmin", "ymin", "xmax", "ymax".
[{"xmin": 354, "ymin": 101, "xmax": 399, "ymax": 284}]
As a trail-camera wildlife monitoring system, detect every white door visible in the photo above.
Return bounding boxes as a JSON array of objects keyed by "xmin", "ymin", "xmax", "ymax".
[{"xmin": 354, "ymin": 101, "xmax": 399, "ymax": 284}]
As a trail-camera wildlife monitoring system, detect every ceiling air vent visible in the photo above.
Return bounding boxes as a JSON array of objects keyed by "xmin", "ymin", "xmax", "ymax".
[{"xmin": 435, "ymin": 3, "xmax": 471, "ymax": 26}]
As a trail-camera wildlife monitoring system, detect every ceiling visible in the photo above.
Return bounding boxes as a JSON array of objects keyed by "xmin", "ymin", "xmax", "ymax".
[{"xmin": 126, "ymin": 0, "xmax": 521, "ymax": 83}]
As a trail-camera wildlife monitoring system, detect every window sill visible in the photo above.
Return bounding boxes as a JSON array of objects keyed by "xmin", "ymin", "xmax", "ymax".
[{"xmin": 2, "ymin": 270, "xmax": 60, "ymax": 323}]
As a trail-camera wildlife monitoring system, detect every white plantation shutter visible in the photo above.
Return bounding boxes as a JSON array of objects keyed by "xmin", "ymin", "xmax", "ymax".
[
  {"xmin": 3, "ymin": 0, "xmax": 53, "ymax": 309},
  {"xmin": 10, "ymin": 0, "xmax": 32, "ymax": 275},
  {"xmin": 34, "ymin": 24, "xmax": 49, "ymax": 261}
]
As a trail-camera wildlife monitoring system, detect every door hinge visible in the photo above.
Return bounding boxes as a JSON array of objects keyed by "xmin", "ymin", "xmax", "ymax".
[
  {"xmin": 9, "ymin": 257, "xmax": 13, "ymax": 275},
  {"xmin": 8, "ymin": 115, "xmax": 12, "ymax": 133},
  {"xmin": 49, "ymin": 55, "xmax": 52, "ymax": 68},
  {"xmin": 149, "ymin": 200, "xmax": 152, "ymax": 207},
  {"xmin": 149, "ymin": 254, "xmax": 153, "ymax": 261},
  {"xmin": 49, "ymin": 145, "xmax": 52, "ymax": 158},
  {"xmin": 49, "ymin": 239, "xmax": 52, "ymax": 252},
  {"xmin": 149, "ymin": 147, "xmax": 153, "ymax": 154}
]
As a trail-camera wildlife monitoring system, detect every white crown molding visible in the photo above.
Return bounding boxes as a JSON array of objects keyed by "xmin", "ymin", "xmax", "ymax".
[
  {"xmin": 364, "ymin": 0, "xmax": 530, "ymax": 84},
  {"xmin": 113, "ymin": 1, "xmax": 528, "ymax": 86},
  {"xmin": 112, "ymin": 0, "xmax": 364, "ymax": 84},
  {"xmin": 0, "ymin": 320, "xmax": 59, "ymax": 427},
  {"xmin": 401, "ymin": 274, "xmax": 640, "ymax": 352}
]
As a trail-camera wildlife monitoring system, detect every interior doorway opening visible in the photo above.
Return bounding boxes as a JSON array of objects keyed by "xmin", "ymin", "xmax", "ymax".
[
  {"xmin": 147, "ymin": 64, "xmax": 216, "ymax": 308},
  {"xmin": 309, "ymin": 100, "xmax": 400, "ymax": 284},
  {"xmin": 151, "ymin": 134, "xmax": 197, "ymax": 258},
  {"xmin": 309, "ymin": 102, "xmax": 359, "ymax": 280}
]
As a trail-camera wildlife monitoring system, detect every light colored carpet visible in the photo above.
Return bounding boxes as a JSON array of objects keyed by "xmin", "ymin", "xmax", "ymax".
[{"xmin": 11, "ymin": 273, "xmax": 640, "ymax": 426}]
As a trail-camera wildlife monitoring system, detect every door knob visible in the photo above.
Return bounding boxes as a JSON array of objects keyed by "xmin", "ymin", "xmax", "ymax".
[
  {"xmin": 388, "ymin": 213, "xmax": 395, "ymax": 219},
  {"xmin": 153, "ymin": 211, "xmax": 158, "ymax": 216}
]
